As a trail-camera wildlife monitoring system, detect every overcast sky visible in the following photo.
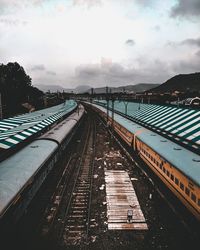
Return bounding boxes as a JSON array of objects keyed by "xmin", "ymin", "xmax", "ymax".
[{"xmin": 0, "ymin": 0, "xmax": 200, "ymax": 88}]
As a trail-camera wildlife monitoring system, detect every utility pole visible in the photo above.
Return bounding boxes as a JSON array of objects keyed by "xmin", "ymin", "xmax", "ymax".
[
  {"xmin": 123, "ymin": 101, "xmax": 129, "ymax": 116},
  {"xmin": 90, "ymin": 88, "xmax": 94, "ymax": 103},
  {"xmin": 177, "ymin": 97, "xmax": 179, "ymax": 108},
  {"xmin": 138, "ymin": 98, "xmax": 141, "ymax": 110},
  {"xmin": 106, "ymin": 86, "xmax": 109, "ymax": 125},
  {"xmin": 0, "ymin": 93, "xmax": 2, "ymax": 120},
  {"xmin": 110, "ymin": 92, "xmax": 115, "ymax": 144},
  {"xmin": 111, "ymin": 92, "xmax": 115, "ymax": 128}
]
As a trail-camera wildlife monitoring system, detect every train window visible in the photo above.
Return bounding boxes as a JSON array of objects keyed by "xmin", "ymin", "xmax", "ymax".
[
  {"xmin": 175, "ymin": 178, "xmax": 179, "ymax": 185},
  {"xmin": 191, "ymin": 193, "xmax": 196, "ymax": 203},
  {"xmin": 170, "ymin": 174, "xmax": 174, "ymax": 181},
  {"xmin": 185, "ymin": 187, "xmax": 190, "ymax": 196},
  {"xmin": 180, "ymin": 182, "xmax": 184, "ymax": 191},
  {"xmin": 166, "ymin": 170, "xmax": 170, "ymax": 177},
  {"xmin": 163, "ymin": 167, "xmax": 166, "ymax": 173}
]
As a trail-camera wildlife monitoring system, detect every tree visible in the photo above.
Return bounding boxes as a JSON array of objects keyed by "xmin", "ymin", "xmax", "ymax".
[{"xmin": 0, "ymin": 62, "xmax": 44, "ymax": 117}]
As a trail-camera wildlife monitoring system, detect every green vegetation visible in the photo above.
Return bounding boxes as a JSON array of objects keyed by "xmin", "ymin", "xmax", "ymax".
[
  {"xmin": 0, "ymin": 62, "xmax": 44, "ymax": 117},
  {"xmin": 151, "ymin": 72, "xmax": 200, "ymax": 93}
]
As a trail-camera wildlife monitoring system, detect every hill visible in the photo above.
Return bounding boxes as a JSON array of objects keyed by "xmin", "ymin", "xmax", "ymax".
[
  {"xmin": 90, "ymin": 83, "xmax": 159, "ymax": 94},
  {"xmin": 35, "ymin": 83, "xmax": 159, "ymax": 94},
  {"xmin": 34, "ymin": 84, "xmax": 91, "ymax": 94},
  {"xmin": 151, "ymin": 72, "xmax": 200, "ymax": 93},
  {"xmin": 34, "ymin": 84, "xmax": 71, "ymax": 93}
]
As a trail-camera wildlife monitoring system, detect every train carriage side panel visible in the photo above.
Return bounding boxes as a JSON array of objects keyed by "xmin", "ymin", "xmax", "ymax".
[
  {"xmin": 134, "ymin": 135, "xmax": 200, "ymax": 220},
  {"xmin": 0, "ymin": 140, "xmax": 58, "ymax": 222},
  {"xmin": 88, "ymin": 103, "xmax": 200, "ymax": 220}
]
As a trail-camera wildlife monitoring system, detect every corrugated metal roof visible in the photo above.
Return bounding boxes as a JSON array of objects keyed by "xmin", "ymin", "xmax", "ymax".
[
  {"xmin": 95, "ymin": 100, "xmax": 200, "ymax": 151},
  {"xmin": 91, "ymin": 103, "xmax": 200, "ymax": 187},
  {"xmin": 0, "ymin": 100, "xmax": 77, "ymax": 150}
]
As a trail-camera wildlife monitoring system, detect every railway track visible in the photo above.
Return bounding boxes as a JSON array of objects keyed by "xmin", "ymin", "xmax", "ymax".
[
  {"xmin": 5, "ymin": 108, "xmax": 199, "ymax": 250},
  {"xmin": 40, "ymin": 113, "xmax": 96, "ymax": 247},
  {"xmin": 61, "ymin": 117, "xmax": 96, "ymax": 246}
]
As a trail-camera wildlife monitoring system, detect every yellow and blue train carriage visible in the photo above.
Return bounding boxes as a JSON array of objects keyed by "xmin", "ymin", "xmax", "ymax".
[{"xmin": 90, "ymin": 103, "xmax": 200, "ymax": 221}]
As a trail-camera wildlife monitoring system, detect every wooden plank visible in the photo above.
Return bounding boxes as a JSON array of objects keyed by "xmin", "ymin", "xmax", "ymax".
[
  {"xmin": 105, "ymin": 170, "xmax": 148, "ymax": 231},
  {"xmin": 108, "ymin": 219, "xmax": 145, "ymax": 223},
  {"xmin": 108, "ymin": 223, "xmax": 148, "ymax": 230}
]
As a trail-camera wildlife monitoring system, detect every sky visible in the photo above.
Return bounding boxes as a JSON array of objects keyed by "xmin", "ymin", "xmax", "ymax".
[{"xmin": 0, "ymin": 0, "xmax": 200, "ymax": 88}]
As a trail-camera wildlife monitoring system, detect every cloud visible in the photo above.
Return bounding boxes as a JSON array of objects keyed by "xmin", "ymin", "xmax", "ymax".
[
  {"xmin": 0, "ymin": 0, "xmax": 47, "ymax": 15},
  {"xmin": 73, "ymin": 0, "xmax": 102, "ymax": 8},
  {"xmin": 166, "ymin": 37, "xmax": 200, "ymax": 49},
  {"xmin": 196, "ymin": 50, "xmax": 200, "ymax": 57},
  {"xmin": 46, "ymin": 70, "xmax": 56, "ymax": 75},
  {"xmin": 180, "ymin": 37, "xmax": 200, "ymax": 47},
  {"xmin": 72, "ymin": 60, "xmax": 168, "ymax": 86},
  {"xmin": 70, "ymin": 51, "xmax": 200, "ymax": 87},
  {"xmin": 31, "ymin": 64, "xmax": 45, "ymax": 71},
  {"xmin": 134, "ymin": 0, "xmax": 156, "ymax": 7},
  {"xmin": 125, "ymin": 39, "xmax": 135, "ymax": 46},
  {"xmin": 171, "ymin": 0, "xmax": 200, "ymax": 18},
  {"xmin": 153, "ymin": 25, "xmax": 160, "ymax": 31},
  {"xmin": 0, "ymin": 18, "xmax": 27, "ymax": 25},
  {"xmin": 173, "ymin": 56, "xmax": 200, "ymax": 73}
]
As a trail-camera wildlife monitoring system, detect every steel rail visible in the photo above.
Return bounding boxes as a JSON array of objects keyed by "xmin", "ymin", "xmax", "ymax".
[
  {"xmin": 85, "ymin": 115, "xmax": 97, "ymax": 241},
  {"xmin": 57, "ymin": 117, "xmax": 92, "ymax": 242}
]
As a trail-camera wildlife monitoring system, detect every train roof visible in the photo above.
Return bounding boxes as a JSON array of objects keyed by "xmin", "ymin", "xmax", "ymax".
[
  {"xmin": 0, "ymin": 140, "xmax": 58, "ymax": 217},
  {"xmin": 39, "ymin": 105, "xmax": 85, "ymax": 144},
  {"xmin": 0, "ymin": 100, "xmax": 77, "ymax": 151},
  {"xmin": 95, "ymin": 100, "xmax": 200, "ymax": 152},
  {"xmin": 92, "ymin": 103, "xmax": 200, "ymax": 187}
]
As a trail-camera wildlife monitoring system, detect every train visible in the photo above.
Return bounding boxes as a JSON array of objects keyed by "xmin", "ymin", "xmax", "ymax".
[
  {"xmin": 87, "ymin": 102, "xmax": 200, "ymax": 221},
  {"xmin": 0, "ymin": 100, "xmax": 78, "ymax": 161},
  {"xmin": 0, "ymin": 104, "xmax": 85, "ymax": 229}
]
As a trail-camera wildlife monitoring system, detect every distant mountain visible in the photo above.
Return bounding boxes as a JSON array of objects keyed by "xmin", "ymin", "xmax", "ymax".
[
  {"xmin": 34, "ymin": 84, "xmax": 92, "ymax": 94},
  {"xmin": 150, "ymin": 72, "xmax": 200, "ymax": 93},
  {"xmin": 34, "ymin": 83, "xmax": 159, "ymax": 94},
  {"xmin": 92, "ymin": 83, "xmax": 159, "ymax": 94},
  {"xmin": 34, "ymin": 84, "xmax": 72, "ymax": 93},
  {"xmin": 74, "ymin": 85, "xmax": 91, "ymax": 93}
]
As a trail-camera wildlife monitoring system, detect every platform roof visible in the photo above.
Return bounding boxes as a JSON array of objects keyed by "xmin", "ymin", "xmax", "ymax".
[
  {"xmin": 0, "ymin": 100, "xmax": 77, "ymax": 150},
  {"xmin": 92, "ymin": 103, "xmax": 200, "ymax": 187},
  {"xmin": 95, "ymin": 100, "xmax": 200, "ymax": 152}
]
